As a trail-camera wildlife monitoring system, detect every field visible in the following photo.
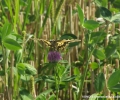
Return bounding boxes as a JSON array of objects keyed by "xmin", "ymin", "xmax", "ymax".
[{"xmin": 0, "ymin": 0, "xmax": 120, "ymax": 100}]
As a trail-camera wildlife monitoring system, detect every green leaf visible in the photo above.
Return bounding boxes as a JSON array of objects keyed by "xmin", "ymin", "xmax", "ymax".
[
  {"xmin": 57, "ymin": 64, "xmax": 66, "ymax": 77},
  {"xmin": 19, "ymin": 89, "xmax": 34, "ymax": 100},
  {"xmin": 100, "ymin": 7, "xmax": 112, "ymax": 21},
  {"xmin": 3, "ymin": 38, "xmax": 22, "ymax": 50},
  {"xmin": 41, "ymin": 0, "xmax": 53, "ymax": 36},
  {"xmin": 108, "ymin": 0, "xmax": 115, "ymax": 3},
  {"xmin": 60, "ymin": 33, "xmax": 77, "ymax": 39},
  {"xmin": 45, "ymin": 79, "xmax": 55, "ymax": 83},
  {"xmin": 94, "ymin": 0, "xmax": 108, "ymax": 7},
  {"xmin": 62, "ymin": 75, "xmax": 76, "ymax": 82},
  {"xmin": 48, "ymin": 94, "xmax": 56, "ymax": 100},
  {"xmin": 83, "ymin": 20, "xmax": 99, "ymax": 30},
  {"xmin": 11, "ymin": 33, "xmax": 23, "ymax": 39},
  {"xmin": 112, "ymin": 0, "xmax": 120, "ymax": 9},
  {"xmin": 15, "ymin": 49, "xmax": 22, "ymax": 63},
  {"xmin": 41, "ymin": 75, "xmax": 55, "ymax": 83},
  {"xmin": 39, "ymin": 0, "xmax": 45, "ymax": 14},
  {"xmin": 107, "ymin": 69, "xmax": 120, "ymax": 88},
  {"xmin": 108, "ymin": 84, "xmax": 120, "ymax": 92},
  {"xmin": 90, "ymin": 62, "xmax": 99, "ymax": 70},
  {"xmin": 13, "ymin": 67, "xmax": 18, "ymax": 76},
  {"xmin": 110, "ymin": 8, "xmax": 119, "ymax": 13},
  {"xmin": 0, "ymin": 71, "xmax": 5, "ymax": 76},
  {"xmin": 73, "ymin": 67, "xmax": 81, "ymax": 81},
  {"xmin": 89, "ymin": 93, "xmax": 107, "ymax": 100},
  {"xmin": 17, "ymin": 63, "xmax": 26, "ymax": 75},
  {"xmin": 105, "ymin": 43, "xmax": 116, "ymax": 59},
  {"xmin": 93, "ymin": 49, "xmax": 106, "ymax": 60},
  {"xmin": 1, "ymin": 21, "xmax": 12, "ymax": 39},
  {"xmin": 111, "ymin": 13, "xmax": 120, "ymax": 23},
  {"xmin": 40, "ymin": 63, "xmax": 57, "ymax": 74},
  {"xmin": 25, "ymin": 63, "xmax": 37, "ymax": 75},
  {"xmin": 77, "ymin": 4, "xmax": 84, "ymax": 25},
  {"xmin": 91, "ymin": 32, "xmax": 107, "ymax": 44},
  {"xmin": 89, "ymin": 93, "xmax": 99, "ymax": 100},
  {"xmin": 68, "ymin": 41, "xmax": 80, "ymax": 48},
  {"xmin": 94, "ymin": 73, "xmax": 105, "ymax": 92},
  {"xmin": 36, "ymin": 89, "xmax": 53, "ymax": 100},
  {"xmin": 17, "ymin": 63, "xmax": 37, "ymax": 75},
  {"xmin": 21, "ymin": 75, "xmax": 31, "ymax": 82},
  {"xmin": 74, "ymin": 67, "xmax": 80, "ymax": 75},
  {"xmin": 35, "ymin": 77, "xmax": 42, "ymax": 83},
  {"xmin": 43, "ymin": 76, "xmax": 55, "ymax": 83},
  {"xmin": 22, "ymin": 0, "xmax": 32, "ymax": 29},
  {"xmin": 36, "ymin": 95, "xmax": 46, "ymax": 100},
  {"xmin": 95, "ymin": 7, "xmax": 100, "ymax": 18},
  {"xmin": 20, "ymin": 0, "xmax": 28, "ymax": 6}
]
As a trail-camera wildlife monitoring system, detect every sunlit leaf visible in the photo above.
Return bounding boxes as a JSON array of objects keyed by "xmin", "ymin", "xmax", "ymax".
[
  {"xmin": 15, "ymin": 49, "xmax": 22, "ymax": 63},
  {"xmin": 48, "ymin": 94, "xmax": 56, "ymax": 100},
  {"xmin": 111, "ymin": 13, "xmax": 120, "ymax": 23},
  {"xmin": 3, "ymin": 38, "xmax": 22, "ymax": 50},
  {"xmin": 89, "ymin": 93, "xmax": 107, "ymax": 100},
  {"xmin": 90, "ymin": 62, "xmax": 99, "ymax": 70},
  {"xmin": 83, "ymin": 20, "xmax": 99, "ymax": 30},
  {"xmin": 74, "ymin": 67, "xmax": 80, "ymax": 75},
  {"xmin": 89, "ymin": 93, "xmax": 99, "ymax": 100},
  {"xmin": 12, "ymin": 33, "xmax": 23, "ymax": 39},
  {"xmin": 17, "ymin": 63, "xmax": 26, "ymax": 75},
  {"xmin": 1, "ymin": 21, "xmax": 12, "ymax": 39},
  {"xmin": 93, "ymin": 49, "xmax": 106, "ymax": 60},
  {"xmin": 94, "ymin": 0, "xmax": 108, "ymax": 7},
  {"xmin": 21, "ymin": 75, "xmax": 31, "ymax": 81}
]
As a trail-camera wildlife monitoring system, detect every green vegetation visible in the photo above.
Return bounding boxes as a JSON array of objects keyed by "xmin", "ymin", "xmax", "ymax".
[{"xmin": 0, "ymin": 0, "xmax": 120, "ymax": 100}]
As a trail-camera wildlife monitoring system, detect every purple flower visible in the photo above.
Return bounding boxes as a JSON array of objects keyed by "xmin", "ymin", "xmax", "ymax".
[{"xmin": 48, "ymin": 51, "xmax": 62, "ymax": 62}]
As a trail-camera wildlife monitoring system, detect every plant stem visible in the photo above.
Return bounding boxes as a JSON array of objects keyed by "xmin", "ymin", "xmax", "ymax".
[
  {"xmin": 10, "ymin": 51, "xmax": 14, "ymax": 100},
  {"xmin": 77, "ymin": 49, "xmax": 89, "ymax": 100},
  {"xmin": 77, "ymin": 30, "xmax": 105, "ymax": 99},
  {"xmin": 55, "ymin": 63, "xmax": 59, "ymax": 100}
]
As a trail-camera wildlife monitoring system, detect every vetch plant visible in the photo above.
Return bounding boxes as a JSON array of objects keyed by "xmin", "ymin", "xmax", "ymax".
[{"xmin": 0, "ymin": 0, "xmax": 120, "ymax": 100}]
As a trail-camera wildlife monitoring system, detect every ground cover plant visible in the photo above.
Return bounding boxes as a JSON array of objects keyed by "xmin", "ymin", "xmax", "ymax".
[{"xmin": 0, "ymin": 0, "xmax": 120, "ymax": 100}]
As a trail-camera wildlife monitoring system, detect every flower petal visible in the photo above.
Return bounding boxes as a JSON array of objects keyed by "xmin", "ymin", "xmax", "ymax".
[{"xmin": 48, "ymin": 51, "xmax": 62, "ymax": 62}]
